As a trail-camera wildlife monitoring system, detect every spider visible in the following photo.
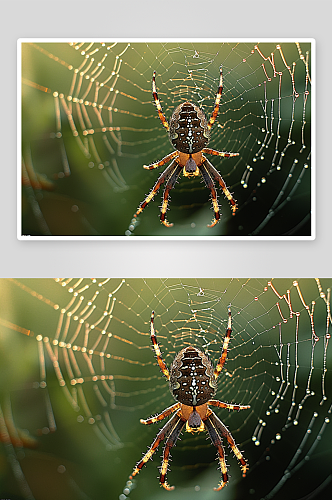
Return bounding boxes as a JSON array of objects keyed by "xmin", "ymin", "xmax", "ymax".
[
  {"xmin": 134, "ymin": 67, "xmax": 239, "ymax": 228},
  {"xmin": 130, "ymin": 308, "xmax": 250, "ymax": 491}
]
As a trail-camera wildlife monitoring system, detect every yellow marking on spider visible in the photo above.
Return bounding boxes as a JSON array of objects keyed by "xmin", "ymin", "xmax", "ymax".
[
  {"xmin": 232, "ymin": 446, "xmax": 244, "ymax": 461},
  {"xmin": 222, "ymin": 336, "xmax": 231, "ymax": 351},
  {"xmin": 182, "ymin": 165, "xmax": 200, "ymax": 177},
  {"xmin": 211, "ymin": 196, "xmax": 219, "ymax": 214},
  {"xmin": 153, "ymin": 343, "xmax": 161, "ymax": 356},
  {"xmin": 227, "ymin": 308, "xmax": 232, "ymax": 328},
  {"xmin": 152, "ymin": 71, "xmax": 169, "ymax": 132},
  {"xmin": 161, "ymin": 198, "xmax": 168, "ymax": 215},
  {"xmin": 160, "ymin": 459, "xmax": 168, "ymax": 476},
  {"xmin": 241, "ymin": 463, "xmax": 248, "ymax": 476},
  {"xmin": 140, "ymin": 447, "xmax": 155, "ymax": 465},
  {"xmin": 225, "ymin": 188, "xmax": 234, "ymax": 202},
  {"xmin": 185, "ymin": 420, "xmax": 205, "ymax": 433}
]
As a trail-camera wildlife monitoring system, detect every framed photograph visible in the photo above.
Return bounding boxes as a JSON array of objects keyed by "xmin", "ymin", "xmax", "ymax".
[{"xmin": 19, "ymin": 39, "xmax": 315, "ymax": 240}]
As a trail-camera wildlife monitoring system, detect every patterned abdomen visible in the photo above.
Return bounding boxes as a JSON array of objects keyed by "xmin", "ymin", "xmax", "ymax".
[
  {"xmin": 169, "ymin": 346, "xmax": 217, "ymax": 406},
  {"xmin": 169, "ymin": 102, "xmax": 210, "ymax": 154}
]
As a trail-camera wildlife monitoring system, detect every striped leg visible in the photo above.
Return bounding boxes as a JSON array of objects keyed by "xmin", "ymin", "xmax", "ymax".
[
  {"xmin": 204, "ymin": 415, "xmax": 229, "ymax": 491},
  {"xmin": 130, "ymin": 412, "xmax": 182, "ymax": 483},
  {"xmin": 160, "ymin": 417, "xmax": 185, "ymax": 490},
  {"xmin": 149, "ymin": 311, "xmax": 170, "ymax": 380},
  {"xmin": 152, "ymin": 71, "xmax": 169, "ymax": 132},
  {"xmin": 134, "ymin": 160, "xmax": 178, "ymax": 220},
  {"xmin": 202, "ymin": 148, "xmax": 239, "ymax": 159},
  {"xmin": 214, "ymin": 307, "xmax": 232, "ymax": 379},
  {"xmin": 143, "ymin": 151, "xmax": 178, "ymax": 170},
  {"xmin": 198, "ymin": 162, "xmax": 220, "ymax": 228},
  {"xmin": 160, "ymin": 163, "xmax": 182, "ymax": 227},
  {"xmin": 209, "ymin": 410, "xmax": 248, "ymax": 478},
  {"xmin": 140, "ymin": 403, "xmax": 181, "ymax": 425},
  {"xmin": 207, "ymin": 67, "xmax": 223, "ymax": 130},
  {"xmin": 208, "ymin": 400, "xmax": 250, "ymax": 412},
  {"xmin": 203, "ymin": 156, "xmax": 238, "ymax": 215}
]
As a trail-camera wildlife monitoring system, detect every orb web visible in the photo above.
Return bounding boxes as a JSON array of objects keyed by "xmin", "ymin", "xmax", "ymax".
[{"xmin": 0, "ymin": 278, "xmax": 330, "ymax": 499}]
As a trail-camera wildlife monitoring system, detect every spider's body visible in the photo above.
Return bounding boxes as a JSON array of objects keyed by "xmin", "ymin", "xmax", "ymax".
[
  {"xmin": 169, "ymin": 102, "xmax": 210, "ymax": 155},
  {"xmin": 134, "ymin": 68, "xmax": 239, "ymax": 227},
  {"xmin": 169, "ymin": 346, "xmax": 217, "ymax": 407},
  {"xmin": 130, "ymin": 309, "xmax": 250, "ymax": 491}
]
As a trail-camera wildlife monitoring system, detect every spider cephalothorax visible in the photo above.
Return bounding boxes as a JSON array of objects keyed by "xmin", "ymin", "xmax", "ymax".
[
  {"xmin": 130, "ymin": 309, "xmax": 250, "ymax": 491},
  {"xmin": 134, "ymin": 68, "xmax": 239, "ymax": 227}
]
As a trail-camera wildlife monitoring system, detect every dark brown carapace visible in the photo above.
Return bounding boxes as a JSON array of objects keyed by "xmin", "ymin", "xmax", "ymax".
[{"xmin": 170, "ymin": 346, "xmax": 217, "ymax": 407}]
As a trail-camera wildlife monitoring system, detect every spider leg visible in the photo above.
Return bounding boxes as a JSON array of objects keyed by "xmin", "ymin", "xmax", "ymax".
[
  {"xmin": 204, "ymin": 414, "xmax": 229, "ymax": 491},
  {"xmin": 208, "ymin": 410, "xmax": 248, "ymax": 479},
  {"xmin": 208, "ymin": 400, "xmax": 250, "ymax": 411},
  {"xmin": 130, "ymin": 412, "xmax": 183, "ymax": 488},
  {"xmin": 203, "ymin": 156, "xmax": 238, "ymax": 215},
  {"xmin": 202, "ymin": 148, "xmax": 239, "ymax": 159},
  {"xmin": 140, "ymin": 403, "xmax": 181, "ymax": 425},
  {"xmin": 159, "ymin": 416, "xmax": 185, "ymax": 490},
  {"xmin": 160, "ymin": 163, "xmax": 182, "ymax": 227},
  {"xmin": 134, "ymin": 159, "xmax": 178, "ymax": 220},
  {"xmin": 152, "ymin": 71, "xmax": 170, "ymax": 132},
  {"xmin": 150, "ymin": 310, "xmax": 170, "ymax": 380},
  {"xmin": 207, "ymin": 66, "xmax": 223, "ymax": 130},
  {"xmin": 214, "ymin": 307, "xmax": 232, "ymax": 379},
  {"xmin": 143, "ymin": 151, "xmax": 179, "ymax": 170},
  {"xmin": 198, "ymin": 161, "xmax": 221, "ymax": 228}
]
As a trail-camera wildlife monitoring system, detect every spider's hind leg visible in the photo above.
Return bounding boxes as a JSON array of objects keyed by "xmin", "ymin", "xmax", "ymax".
[
  {"xmin": 159, "ymin": 416, "xmax": 185, "ymax": 490},
  {"xmin": 204, "ymin": 414, "xmax": 229, "ymax": 491},
  {"xmin": 130, "ymin": 412, "xmax": 184, "ymax": 489},
  {"xmin": 198, "ymin": 161, "xmax": 221, "ymax": 228},
  {"xmin": 203, "ymin": 156, "xmax": 238, "ymax": 215},
  {"xmin": 134, "ymin": 160, "xmax": 178, "ymax": 221},
  {"xmin": 159, "ymin": 162, "xmax": 182, "ymax": 227},
  {"xmin": 208, "ymin": 410, "xmax": 248, "ymax": 478}
]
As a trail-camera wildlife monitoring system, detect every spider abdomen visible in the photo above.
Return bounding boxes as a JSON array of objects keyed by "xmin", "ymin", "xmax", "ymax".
[
  {"xmin": 169, "ymin": 346, "xmax": 217, "ymax": 406},
  {"xmin": 169, "ymin": 102, "xmax": 210, "ymax": 154}
]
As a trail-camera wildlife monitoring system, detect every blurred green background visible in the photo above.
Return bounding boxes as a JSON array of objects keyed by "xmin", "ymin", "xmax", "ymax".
[
  {"xmin": 0, "ymin": 278, "xmax": 331, "ymax": 500},
  {"xmin": 21, "ymin": 42, "xmax": 312, "ymax": 237}
]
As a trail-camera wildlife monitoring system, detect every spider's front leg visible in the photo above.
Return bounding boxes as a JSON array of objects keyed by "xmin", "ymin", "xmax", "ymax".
[
  {"xmin": 207, "ymin": 66, "xmax": 224, "ymax": 130},
  {"xmin": 149, "ymin": 310, "xmax": 171, "ymax": 380},
  {"xmin": 214, "ymin": 307, "xmax": 232, "ymax": 379},
  {"xmin": 152, "ymin": 71, "xmax": 170, "ymax": 132}
]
